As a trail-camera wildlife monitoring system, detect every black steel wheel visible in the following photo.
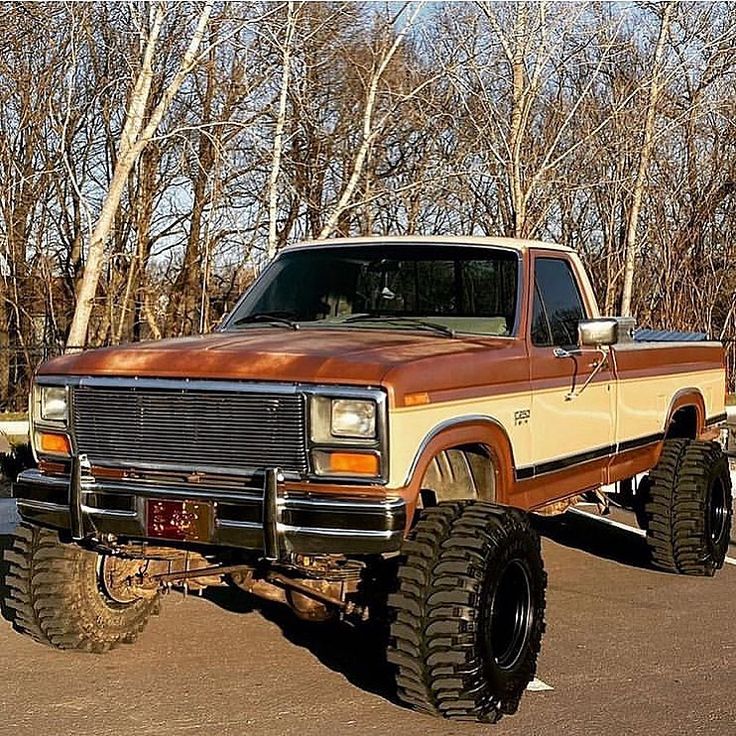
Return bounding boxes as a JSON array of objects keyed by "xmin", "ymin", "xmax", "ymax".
[
  {"xmin": 485, "ymin": 558, "xmax": 533, "ymax": 672},
  {"xmin": 707, "ymin": 468, "xmax": 730, "ymax": 551}
]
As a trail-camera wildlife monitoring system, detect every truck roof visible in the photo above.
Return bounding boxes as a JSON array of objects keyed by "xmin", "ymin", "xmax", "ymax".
[{"xmin": 290, "ymin": 235, "xmax": 573, "ymax": 254}]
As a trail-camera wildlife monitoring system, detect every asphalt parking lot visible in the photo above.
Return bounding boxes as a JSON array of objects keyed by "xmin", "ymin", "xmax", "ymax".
[{"xmin": 0, "ymin": 499, "xmax": 734, "ymax": 736}]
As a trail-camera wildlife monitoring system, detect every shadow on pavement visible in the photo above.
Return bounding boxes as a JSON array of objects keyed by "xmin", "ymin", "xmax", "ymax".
[
  {"xmin": 203, "ymin": 584, "xmax": 398, "ymax": 704},
  {"xmin": 533, "ymin": 512, "xmax": 652, "ymax": 570},
  {"xmin": 200, "ymin": 583, "xmax": 260, "ymax": 615},
  {"xmin": 200, "ymin": 509, "xmax": 661, "ymax": 703}
]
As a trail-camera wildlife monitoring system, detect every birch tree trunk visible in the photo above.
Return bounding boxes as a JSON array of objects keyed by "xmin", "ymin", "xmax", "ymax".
[
  {"xmin": 266, "ymin": 1, "xmax": 298, "ymax": 260},
  {"xmin": 620, "ymin": 2, "xmax": 674, "ymax": 317},
  {"xmin": 506, "ymin": 6, "xmax": 531, "ymax": 238},
  {"xmin": 65, "ymin": 1, "xmax": 213, "ymax": 349}
]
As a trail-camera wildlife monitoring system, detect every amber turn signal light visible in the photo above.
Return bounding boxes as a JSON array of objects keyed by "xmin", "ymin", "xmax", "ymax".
[
  {"xmin": 38, "ymin": 432, "xmax": 71, "ymax": 456},
  {"xmin": 328, "ymin": 452, "xmax": 379, "ymax": 475},
  {"xmin": 404, "ymin": 391, "xmax": 430, "ymax": 407}
]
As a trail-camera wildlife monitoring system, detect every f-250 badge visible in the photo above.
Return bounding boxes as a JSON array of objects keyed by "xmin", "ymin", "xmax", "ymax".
[{"xmin": 514, "ymin": 409, "xmax": 531, "ymax": 425}]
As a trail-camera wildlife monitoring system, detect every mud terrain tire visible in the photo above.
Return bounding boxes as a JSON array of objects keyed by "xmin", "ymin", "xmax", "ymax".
[
  {"xmin": 645, "ymin": 439, "xmax": 732, "ymax": 575},
  {"xmin": 2, "ymin": 523, "xmax": 160, "ymax": 651},
  {"xmin": 387, "ymin": 502, "xmax": 546, "ymax": 723}
]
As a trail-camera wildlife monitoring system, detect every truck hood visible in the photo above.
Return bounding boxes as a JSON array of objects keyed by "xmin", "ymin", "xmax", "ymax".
[{"xmin": 38, "ymin": 328, "xmax": 526, "ymax": 404}]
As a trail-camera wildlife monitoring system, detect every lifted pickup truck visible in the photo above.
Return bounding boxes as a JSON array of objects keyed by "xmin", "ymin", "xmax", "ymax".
[{"xmin": 4, "ymin": 236, "xmax": 732, "ymax": 723}]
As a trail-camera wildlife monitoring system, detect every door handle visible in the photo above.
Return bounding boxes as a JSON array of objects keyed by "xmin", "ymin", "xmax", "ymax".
[{"xmin": 553, "ymin": 347, "xmax": 581, "ymax": 359}]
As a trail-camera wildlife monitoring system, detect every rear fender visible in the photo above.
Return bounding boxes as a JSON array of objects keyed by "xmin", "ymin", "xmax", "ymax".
[{"xmin": 663, "ymin": 389, "xmax": 706, "ymax": 439}]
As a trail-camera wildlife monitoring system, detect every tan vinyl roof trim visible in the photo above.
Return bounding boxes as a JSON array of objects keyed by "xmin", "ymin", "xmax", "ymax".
[{"xmin": 289, "ymin": 235, "xmax": 573, "ymax": 254}]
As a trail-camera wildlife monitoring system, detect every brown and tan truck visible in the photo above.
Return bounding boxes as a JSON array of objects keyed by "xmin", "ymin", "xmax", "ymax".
[{"xmin": 4, "ymin": 236, "xmax": 732, "ymax": 723}]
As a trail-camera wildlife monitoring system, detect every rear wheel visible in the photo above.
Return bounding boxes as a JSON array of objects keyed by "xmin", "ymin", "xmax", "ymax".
[
  {"xmin": 2, "ymin": 523, "xmax": 160, "ymax": 651},
  {"xmin": 387, "ymin": 502, "xmax": 546, "ymax": 722},
  {"xmin": 645, "ymin": 439, "xmax": 732, "ymax": 575}
]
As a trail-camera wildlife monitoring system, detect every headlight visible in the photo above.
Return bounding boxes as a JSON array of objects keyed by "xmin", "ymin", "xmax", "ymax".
[
  {"xmin": 39, "ymin": 386, "xmax": 68, "ymax": 423},
  {"xmin": 331, "ymin": 399, "xmax": 376, "ymax": 438},
  {"xmin": 310, "ymin": 396, "xmax": 379, "ymax": 443}
]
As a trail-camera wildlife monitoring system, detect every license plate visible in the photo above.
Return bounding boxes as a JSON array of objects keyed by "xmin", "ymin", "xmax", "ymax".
[{"xmin": 146, "ymin": 499, "xmax": 213, "ymax": 542}]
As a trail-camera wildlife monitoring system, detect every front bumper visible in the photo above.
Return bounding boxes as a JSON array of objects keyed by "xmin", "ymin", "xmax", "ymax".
[{"xmin": 13, "ymin": 467, "xmax": 407, "ymax": 556}]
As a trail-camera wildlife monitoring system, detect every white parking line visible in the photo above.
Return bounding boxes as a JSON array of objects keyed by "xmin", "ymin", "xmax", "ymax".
[
  {"xmin": 568, "ymin": 507, "xmax": 646, "ymax": 537},
  {"xmin": 568, "ymin": 507, "xmax": 736, "ymax": 566},
  {"xmin": 526, "ymin": 678, "xmax": 553, "ymax": 692}
]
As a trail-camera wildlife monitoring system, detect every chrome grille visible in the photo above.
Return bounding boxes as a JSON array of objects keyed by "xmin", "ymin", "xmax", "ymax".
[{"xmin": 71, "ymin": 385, "xmax": 308, "ymax": 474}]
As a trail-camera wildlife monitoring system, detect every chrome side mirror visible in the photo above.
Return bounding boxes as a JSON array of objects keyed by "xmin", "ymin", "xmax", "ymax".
[
  {"xmin": 578, "ymin": 318, "xmax": 619, "ymax": 347},
  {"xmin": 561, "ymin": 317, "xmax": 635, "ymax": 400}
]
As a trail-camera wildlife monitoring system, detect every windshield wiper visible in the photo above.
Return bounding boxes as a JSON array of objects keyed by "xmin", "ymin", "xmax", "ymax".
[
  {"xmin": 341, "ymin": 314, "xmax": 456, "ymax": 338},
  {"xmin": 231, "ymin": 312, "xmax": 300, "ymax": 330}
]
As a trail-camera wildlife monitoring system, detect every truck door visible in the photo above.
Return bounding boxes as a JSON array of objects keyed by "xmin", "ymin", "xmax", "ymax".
[{"xmin": 528, "ymin": 255, "xmax": 615, "ymax": 486}]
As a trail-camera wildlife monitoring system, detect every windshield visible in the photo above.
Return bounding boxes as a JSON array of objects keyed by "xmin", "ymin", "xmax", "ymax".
[{"xmin": 224, "ymin": 244, "xmax": 520, "ymax": 336}]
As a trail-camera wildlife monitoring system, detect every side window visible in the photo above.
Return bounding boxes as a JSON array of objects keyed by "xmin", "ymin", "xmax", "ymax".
[{"xmin": 531, "ymin": 258, "xmax": 586, "ymax": 347}]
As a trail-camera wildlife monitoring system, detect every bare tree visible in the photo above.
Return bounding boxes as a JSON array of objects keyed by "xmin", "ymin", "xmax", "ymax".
[
  {"xmin": 620, "ymin": 2, "xmax": 675, "ymax": 317},
  {"xmin": 266, "ymin": 1, "xmax": 300, "ymax": 259},
  {"xmin": 1, "ymin": 0, "xmax": 736, "ymax": 403},
  {"xmin": 317, "ymin": 2, "xmax": 427, "ymax": 239},
  {"xmin": 66, "ymin": 1, "xmax": 214, "ymax": 349}
]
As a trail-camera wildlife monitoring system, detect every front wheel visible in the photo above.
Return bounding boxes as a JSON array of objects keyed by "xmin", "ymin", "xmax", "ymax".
[
  {"xmin": 2, "ymin": 523, "xmax": 160, "ymax": 652},
  {"xmin": 387, "ymin": 502, "xmax": 547, "ymax": 723}
]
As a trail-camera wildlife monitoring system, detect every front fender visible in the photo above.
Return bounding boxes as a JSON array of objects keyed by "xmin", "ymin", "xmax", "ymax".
[{"xmin": 399, "ymin": 416, "xmax": 517, "ymax": 507}]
